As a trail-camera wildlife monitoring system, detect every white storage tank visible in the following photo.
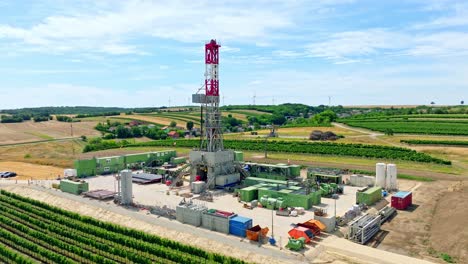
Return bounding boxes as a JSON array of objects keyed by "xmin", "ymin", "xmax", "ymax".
[
  {"xmin": 386, "ymin": 164, "xmax": 398, "ymax": 191},
  {"xmin": 375, "ymin": 163, "xmax": 386, "ymax": 188},
  {"xmin": 120, "ymin": 170, "xmax": 133, "ymax": 205}
]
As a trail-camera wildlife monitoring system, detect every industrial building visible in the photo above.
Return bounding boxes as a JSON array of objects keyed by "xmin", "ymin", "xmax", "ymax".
[{"xmin": 74, "ymin": 150, "xmax": 176, "ymax": 177}]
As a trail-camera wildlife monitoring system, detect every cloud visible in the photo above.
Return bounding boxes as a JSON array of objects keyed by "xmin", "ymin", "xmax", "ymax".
[
  {"xmin": 415, "ymin": 2, "xmax": 468, "ymax": 28},
  {"xmin": 304, "ymin": 28, "xmax": 468, "ymax": 63},
  {"xmin": 305, "ymin": 29, "xmax": 409, "ymax": 61},
  {"xmin": 0, "ymin": 0, "xmax": 357, "ymax": 55}
]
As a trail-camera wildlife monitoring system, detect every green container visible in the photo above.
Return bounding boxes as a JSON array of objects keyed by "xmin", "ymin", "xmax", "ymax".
[
  {"xmin": 239, "ymin": 186, "xmax": 258, "ymax": 202},
  {"xmin": 171, "ymin": 157, "xmax": 187, "ymax": 165},
  {"xmin": 356, "ymin": 187, "xmax": 382, "ymax": 205},
  {"xmin": 74, "ymin": 159, "xmax": 97, "ymax": 178},
  {"xmin": 289, "ymin": 165, "xmax": 300, "ymax": 177},
  {"xmin": 60, "ymin": 180, "xmax": 89, "ymax": 195},
  {"xmin": 234, "ymin": 151, "xmax": 244, "ymax": 162}
]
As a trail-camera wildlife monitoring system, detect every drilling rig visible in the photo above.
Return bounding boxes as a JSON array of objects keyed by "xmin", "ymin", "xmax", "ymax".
[{"xmin": 190, "ymin": 40, "xmax": 240, "ymax": 191}]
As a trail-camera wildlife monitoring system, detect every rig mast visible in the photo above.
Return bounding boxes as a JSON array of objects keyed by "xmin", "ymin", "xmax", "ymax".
[{"xmin": 195, "ymin": 39, "xmax": 223, "ymax": 152}]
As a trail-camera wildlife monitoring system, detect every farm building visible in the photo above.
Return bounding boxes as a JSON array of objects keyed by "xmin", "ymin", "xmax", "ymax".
[{"xmin": 74, "ymin": 150, "xmax": 176, "ymax": 177}]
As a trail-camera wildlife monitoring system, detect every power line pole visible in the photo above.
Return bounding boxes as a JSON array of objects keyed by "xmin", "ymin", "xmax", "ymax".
[
  {"xmin": 253, "ymin": 92, "xmax": 256, "ymax": 105},
  {"xmin": 328, "ymin": 96, "xmax": 332, "ymax": 106}
]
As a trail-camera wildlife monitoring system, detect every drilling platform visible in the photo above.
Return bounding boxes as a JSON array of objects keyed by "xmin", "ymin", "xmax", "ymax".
[{"xmin": 190, "ymin": 39, "xmax": 240, "ymax": 190}]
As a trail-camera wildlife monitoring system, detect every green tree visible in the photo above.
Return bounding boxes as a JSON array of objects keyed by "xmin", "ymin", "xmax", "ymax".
[
  {"xmin": 169, "ymin": 121, "xmax": 177, "ymax": 127},
  {"xmin": 131, "ymin": 126, "xmax": 143, "ymax": 137},
  {"xmin": 186, "ymin": 121, "xmax": 194, "ymax": 131}
]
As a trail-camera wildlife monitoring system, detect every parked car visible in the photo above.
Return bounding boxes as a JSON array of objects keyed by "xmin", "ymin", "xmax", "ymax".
[{"xmin": 0, "ymin": 172, "xmax": 17, "ymax": 178}]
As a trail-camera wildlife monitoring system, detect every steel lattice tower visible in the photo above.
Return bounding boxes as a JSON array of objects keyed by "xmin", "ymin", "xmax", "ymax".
[{"xmin": 201, "ymin": 39, "xmax": 223, "ymax": 152}]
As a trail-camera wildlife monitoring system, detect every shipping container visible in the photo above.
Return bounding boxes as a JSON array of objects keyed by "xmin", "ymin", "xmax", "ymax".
[
  {"xmin": 356, "ymin": 186, "xmax": 382, "ymax": 205},
  {"xmin": 239, "ymin": 186, "xmax": 258, "ymax": 202},
  {"xmin": 391, "ymin": 191, "xmax": 412, "ymax": 210},
  {"xmin": 202, "ymin": 210, "xmax": 236, "ymax": 234},
  {"xmin": 176, "ymin": 204, "xmax": 206, "ymax": 226},
  {"xmin": 59, "ymin": 180, "xmax": 89, "ymax": 195},
  {"xmin": 229, "ymin": 216, "xmax": 253, "ymax": 237}
]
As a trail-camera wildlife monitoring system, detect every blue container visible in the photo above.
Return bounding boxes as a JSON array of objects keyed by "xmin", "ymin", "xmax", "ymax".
[{"xmin": 229, "ymin": 216, "xmax": 253, "ymax": 237}]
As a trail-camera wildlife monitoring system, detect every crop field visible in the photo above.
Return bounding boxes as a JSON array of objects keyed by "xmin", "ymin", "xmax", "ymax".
[
  {"xmin": 0, "ymin": 121, "xmax": 100, "ymax": 144},
  {"xmin": 0, "ymin": 190, "xmax": 244, "ymax": 264},
  {"xmin": 339, "ymin": 120, "xmax": 468, "ymax": 135},
  {"xmin": 88, "ymin": 139, "xmax": 451, "ymax": 164},
  {"xmin": 400, "ymin": 139, "xmax": 468, "ymax": 146}
]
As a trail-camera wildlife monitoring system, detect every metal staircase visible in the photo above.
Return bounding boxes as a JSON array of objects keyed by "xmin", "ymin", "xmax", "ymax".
[
  {"xmin": 169, "ymin": 163, "xmax": 191, "ymax": 188},
  {"xmin": 235, "ymin": 162, "xmax": 250, "ymax": 180}
]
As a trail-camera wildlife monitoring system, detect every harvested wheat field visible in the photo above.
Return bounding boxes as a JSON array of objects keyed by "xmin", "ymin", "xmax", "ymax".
[
  {"xmin": 0, "ymin": 161, "xmax": 63, "ymax": 180},
  {"xmin": 0, "ymin": 120, "xmax": 100, "ymax": 144},
  {"xmin": 0, "ymin": 140, "xmax": 83, "ymax": 168}
]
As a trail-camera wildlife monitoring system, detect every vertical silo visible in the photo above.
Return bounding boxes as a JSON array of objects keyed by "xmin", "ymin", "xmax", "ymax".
[
  {"xmin": 120, "ymin": 170, "xmax": 133, "ymax": 205},
  {"xmin": 375, "ymin": 163, "xmax": 386, "ymax": 189},
  {"xmin": 386, "ymin": 164, "xmax": 397, "ymax": 191}
]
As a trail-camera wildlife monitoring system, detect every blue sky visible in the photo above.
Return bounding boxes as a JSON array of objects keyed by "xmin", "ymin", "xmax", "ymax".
[{"xmin": 0, "ymin": 0, "xmax": 467, "ymax": 108}]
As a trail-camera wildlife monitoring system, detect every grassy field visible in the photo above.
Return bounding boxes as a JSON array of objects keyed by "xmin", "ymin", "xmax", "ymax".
[{"xmin": 0, "ymin": 120, "xmax": 100, "ymax": 144}]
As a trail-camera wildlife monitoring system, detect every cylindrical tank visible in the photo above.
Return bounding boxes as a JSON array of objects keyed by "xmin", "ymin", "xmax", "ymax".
[
  {"xmin": 120, "ymin": 170, "xmax": 133, "ymax": 205},
  {"xmin": 386, "ymin": 164, "xmax": 397, "ymax": 190},
  {"xmin": 375, "ymin": 163, "xmax": 386, "ymax": 188}
]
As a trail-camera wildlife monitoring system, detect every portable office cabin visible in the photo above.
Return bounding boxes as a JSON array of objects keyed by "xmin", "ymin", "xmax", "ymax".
[
  {"xmin": 96, "ymin": 156, "xmax": 126, "ymax": 175},
  {"xmin": 74, "ymin": 158, "xmax": 97, "ymax": 178}
]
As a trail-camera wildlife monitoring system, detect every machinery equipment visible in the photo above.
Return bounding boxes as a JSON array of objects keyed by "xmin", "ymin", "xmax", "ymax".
[{"xmin": 286, "ymin": 237, "xmax": 306, "ymax": 251}]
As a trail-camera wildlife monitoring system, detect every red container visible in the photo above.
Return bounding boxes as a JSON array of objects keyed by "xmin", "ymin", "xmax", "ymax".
[
  {"xmin": 195, "ymin": 175, "xmax": 202, "ymax": 181},
  {"xmin": 391, "ymin": 191, "xmax": 412, "ymax": 210}
]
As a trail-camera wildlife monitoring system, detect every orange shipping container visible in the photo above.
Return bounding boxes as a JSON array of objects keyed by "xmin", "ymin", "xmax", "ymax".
[{"xmin": 246, "ymin": 225, "xmax": 269, "ymax": 241}]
